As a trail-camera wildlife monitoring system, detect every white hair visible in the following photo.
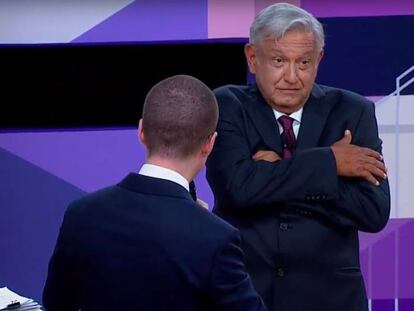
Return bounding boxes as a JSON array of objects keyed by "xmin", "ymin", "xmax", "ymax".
[{"xmin": 249, "ymin": 2, "xmax": 325, "ymax": 49}]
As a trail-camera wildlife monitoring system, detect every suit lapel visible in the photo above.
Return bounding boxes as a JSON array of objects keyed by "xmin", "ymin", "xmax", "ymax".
[
  {"xmin": 245, "ymin": 85, "xmax": 283, "ymax": 154},
  {"xmin": 296, "ymin": 84, "xmax": 331, "ymax": 150},
  {"xmin": 244, "ymin": 84, "xmax": 333, "ymax": 153}
]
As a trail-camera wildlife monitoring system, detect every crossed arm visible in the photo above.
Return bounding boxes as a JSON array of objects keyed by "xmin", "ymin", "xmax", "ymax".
[{"xmin": 207, "ymin": 101, "xmax": 390, "ymax": 232}]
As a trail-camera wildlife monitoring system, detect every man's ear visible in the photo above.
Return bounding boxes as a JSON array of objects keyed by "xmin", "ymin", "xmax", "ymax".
[
  {"xmin": 138, "ymin": 119, "xmax": 146, "ymax": 146},
  {"xmin": 201, "ymin": 132, "xmax": 218, "ymax": 157},
  {"xmin": 245, "ymin": 43, "xmax": 257, "ymax": 74}
]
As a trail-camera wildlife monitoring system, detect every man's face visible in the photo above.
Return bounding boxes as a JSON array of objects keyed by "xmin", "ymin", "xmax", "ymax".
[{"xmin": 245, "ymin": 29, "xmax": 323, "ymax": 114}]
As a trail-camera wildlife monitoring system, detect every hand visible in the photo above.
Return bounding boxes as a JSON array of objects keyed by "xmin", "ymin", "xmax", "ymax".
[
  {"xmin": 252, "ymin": 150, "xmax": 281, "ymax": 162},
  {"xmin": 196, "ymin": 198, "xmax": 209, "ymax": 210},
  {"xmin": 331, "ymin": 130, "xmax": 387, "ymax": 186}
]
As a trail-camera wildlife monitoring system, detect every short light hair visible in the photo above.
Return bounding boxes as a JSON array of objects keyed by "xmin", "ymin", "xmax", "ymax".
[
  {"xmin": 142, "ymin": 75, "xmax": 218, "ymax": 159},
  {"xmin": 249, "ymin": 2, "xmax": 324, "ymax": 50}
]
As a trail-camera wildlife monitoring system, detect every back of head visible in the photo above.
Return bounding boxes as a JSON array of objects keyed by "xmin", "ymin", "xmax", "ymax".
[
  {"xmin": 250, "ymin": 2, "xmax": 324, "ymax": 49},
  {"xmin": 142, "ymin": 74, "xmax": 218, "ymax": 159}
]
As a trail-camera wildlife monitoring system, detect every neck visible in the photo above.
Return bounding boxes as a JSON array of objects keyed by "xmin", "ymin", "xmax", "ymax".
[{"xmin": 146, "ymin": 156, "xmax": 199, "ymax": 182}]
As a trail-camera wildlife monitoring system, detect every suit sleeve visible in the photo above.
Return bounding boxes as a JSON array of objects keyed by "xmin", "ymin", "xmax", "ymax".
[
  {"xmin": 207, "ymin": 88, "xmax": 338, "ymax": 208},
  {"xmin": 207, "ymin": 230, "xmax": 266, "ymax": 311},
  {"xmin": 43, "ymin": 205, "xmax": 81, "ymax": 311},
  {"xmin": 316, "ymin": 101, "xmax": 390, "ymax": 232}
]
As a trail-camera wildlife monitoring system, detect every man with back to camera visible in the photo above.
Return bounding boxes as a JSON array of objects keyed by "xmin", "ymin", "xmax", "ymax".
[
  {"xmin": 43, "ymin": 75, "xmax": 266, "ymax": 311},
  {"xmin": 206, "ymin": 3, "xmax": 390, "ymax": 311}
]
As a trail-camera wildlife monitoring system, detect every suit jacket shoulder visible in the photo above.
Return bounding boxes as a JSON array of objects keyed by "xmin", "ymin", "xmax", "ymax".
[
  {"xmin": 317, "ymin": 84, "xmax": 373, "ymax": 108},
  {"xmin": 63, "ymin": 173, "xmax": 239, "ymax": 248}
]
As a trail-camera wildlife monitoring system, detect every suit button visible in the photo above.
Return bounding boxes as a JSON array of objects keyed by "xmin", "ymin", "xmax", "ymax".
[
  {"xmin": 277, "ymin": 268, "xmax": 284, "ymax": 277},
  {"xmin": 316, "ymin": 195, "xmax": 321, "ymax": 200},
  {"xmin": 280, "ymin": 223, "xmax": 288, "ymax": 231}
]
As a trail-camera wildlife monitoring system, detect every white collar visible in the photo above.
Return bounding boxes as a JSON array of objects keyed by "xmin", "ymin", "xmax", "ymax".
[
  {"xmin": 273, "ymin": 107, "xmax": 303, "ymax": 123},
  {"xmin": 138, "ymin": 164, "xmax": 189, "ymax": 191}
]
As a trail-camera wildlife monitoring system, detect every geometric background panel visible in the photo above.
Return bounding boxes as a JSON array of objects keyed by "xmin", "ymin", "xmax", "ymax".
[
  {"xmin": 73, "ymin": 0, "xmax": 208, "ymax": 43},
  {"xmin": 0, "ymin": 147, "xmax": 85, "ymax": 302},
  {"xmin": 0, "ymin": 129, "xmax": 214, "ymax": 204},
  {"xmin": 0, "ymin": 0, "xmax": 134, "ymax": 43},
  {"xmin": 0, "ymin": 129, "xmax": 142, "ymax": 192}
]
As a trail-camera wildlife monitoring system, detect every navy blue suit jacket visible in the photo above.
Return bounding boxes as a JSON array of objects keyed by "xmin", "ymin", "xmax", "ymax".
[
  {"xmin": 206, "ymin": 84, "xmax": 390, "ymax": 311},
  {"xmin": 43, "ymin": 173, "xmax": 265, "ymax": 311}
]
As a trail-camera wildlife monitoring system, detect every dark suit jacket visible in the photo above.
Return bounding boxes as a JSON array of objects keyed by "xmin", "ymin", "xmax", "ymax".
[
  {"xmin": 43, "ymin": 173, "xmax": 266, "ymax": 311},
  {"xmin": 206, "ymin": 84, "xmax": 390, "ymax": 311}
]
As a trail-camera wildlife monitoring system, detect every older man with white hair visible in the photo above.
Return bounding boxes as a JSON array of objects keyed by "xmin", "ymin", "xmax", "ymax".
[{"xmin": 207, "ymin": 3, "xmax": 390, "ymax": 311}]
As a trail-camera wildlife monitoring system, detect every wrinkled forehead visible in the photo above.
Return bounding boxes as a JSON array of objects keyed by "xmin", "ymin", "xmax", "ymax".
[{"xmin": 257, "ymin": 30, "xmax": 320, "ymax": 53}]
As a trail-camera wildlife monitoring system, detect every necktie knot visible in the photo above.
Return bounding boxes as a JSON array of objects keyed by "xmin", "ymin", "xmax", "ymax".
[{"xmin": 278, "ymin": 115, "xmax": 294, "ymax": 131}]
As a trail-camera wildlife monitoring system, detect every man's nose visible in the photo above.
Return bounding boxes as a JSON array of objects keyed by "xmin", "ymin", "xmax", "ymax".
[{"xmin": 283, "ymin": 63, "xmax": 299, "ymax": 84}]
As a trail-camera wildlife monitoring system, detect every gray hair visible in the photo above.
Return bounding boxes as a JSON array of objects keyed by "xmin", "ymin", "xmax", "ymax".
[{"xmin": 249, "ymin": 3, "xmax": 325, "ymax": 49}]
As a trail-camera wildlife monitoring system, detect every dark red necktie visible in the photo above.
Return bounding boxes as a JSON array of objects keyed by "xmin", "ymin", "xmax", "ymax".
[{"xmin": 278, "ymin": 115, "xmax": 296, "ymax": 158}]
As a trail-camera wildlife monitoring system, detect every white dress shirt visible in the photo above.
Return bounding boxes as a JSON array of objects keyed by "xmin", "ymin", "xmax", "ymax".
[
  {"xmin": 138, "ymin": 163, "xmax": 189, "ymax": 191},
  {"xmin": 273, "ymin": 107, "xmax": 303, "ymax": 138}
]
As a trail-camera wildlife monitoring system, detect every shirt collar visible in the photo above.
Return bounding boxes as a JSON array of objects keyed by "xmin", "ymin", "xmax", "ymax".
[
  {"xmin": 273, "ymin": 107, "xmax": 303, "ymax": 124},
  {"xmin": 138, "ymin": 164, "xmax": 189, "ymax": 191}
]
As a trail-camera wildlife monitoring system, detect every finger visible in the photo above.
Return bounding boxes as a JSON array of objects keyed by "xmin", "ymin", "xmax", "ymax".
[
  {"xmin": 253, "ymin": 156, "xmax": 265, "ymax": 161},
  {"xmin": 343, "ymin": 129, "xmax": 352, "ymax": 144},
  {"xmin": 252, "ymin": 152, "xmax": 260, "ymax": 160},
  {"xmin": 252, "ymin": 150, "xmax": 265, "ymax": 157},
  {"xmin": 366, "ymin": 157, "xmax": 387, "ymax": 174},
  {"xmin": 268, "ymin": 156, "xmax": 281, "ymax": 162},
  {"xmin": 333, "ymin": 129, "xmax": 352, "ymax": 146},
  {"xmin": 253, "ymin": 151, "xmax": 274, "ymax": 159},
  {"xmin": 253, "ymin": 154, "xmax": 267, "ymax": 161},
  {"xmin": 365, "ymin": 163, "xmax": 387, "ymax": 180},
  {"xmin": 362, "ymin": 148, "xmax": 383, "ymax": 161},
  {"xmin": 360, "ymin": 170, "xmax": 380, "ymax": 186},
  {"xmin": 253, "ymin": 151, "xmax": 281, "ymax": 162},
  {"xmin": 262, "ymin": 156, "xmax": 277, "ymax": 162},
  {"xmin": 252, "ymin": 152, "xmax": 263, "ymax": 160},
  {"xmin": 254, "ymin": 154, "xmax": 278, "ymax": 162}
]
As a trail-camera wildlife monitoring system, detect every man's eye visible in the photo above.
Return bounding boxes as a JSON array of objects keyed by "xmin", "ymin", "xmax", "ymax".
[
  {"xmin": 299, "ymin": 59, "xmax": 311, "ymax": 68},
  {"xmin": 271, "ymin": 58, "xmax": 283, "ymax": 66}
]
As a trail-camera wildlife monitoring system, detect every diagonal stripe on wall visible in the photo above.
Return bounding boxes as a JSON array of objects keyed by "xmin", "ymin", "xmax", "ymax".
[
  {"xmin": 73, "ymin": 0, "xmax": 208, "ymax": 43},
  {"xmin": 0, "ymin": 0, "xmax": 134, "ymax": 43},
  {"xmin": 0, "ymin": 129, "xmax": 143, "ymax": 192}
]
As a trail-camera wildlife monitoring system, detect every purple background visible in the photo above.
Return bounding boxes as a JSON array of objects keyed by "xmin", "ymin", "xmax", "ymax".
[{"xmin": 0, "ymin": 0, "xmax": 413, "ymax": 309}]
